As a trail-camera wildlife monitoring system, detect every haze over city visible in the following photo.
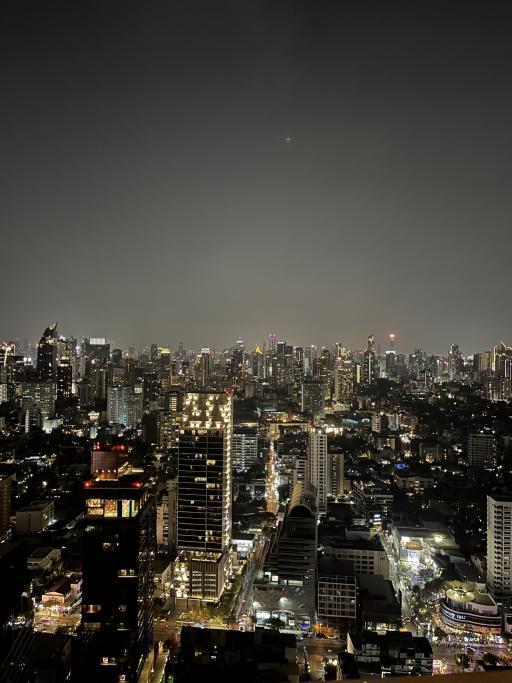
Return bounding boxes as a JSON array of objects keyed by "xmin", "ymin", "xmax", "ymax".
[{"xmin": 2, "ymin": 0, "xmax": 512, "ymax": 351}]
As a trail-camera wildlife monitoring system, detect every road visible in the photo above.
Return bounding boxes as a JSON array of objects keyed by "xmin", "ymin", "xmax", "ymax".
[
  {"xmin": 266, "ymin": 442, "xmax": 279, "ymax": 515},
  {"xmin": 233, "ymin": 534, "xmax": 269, "ymax": 622}
]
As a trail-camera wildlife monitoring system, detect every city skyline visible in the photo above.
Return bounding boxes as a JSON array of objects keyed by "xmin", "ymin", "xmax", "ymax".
[
  {"xmin": 2, "ymin": 0, "xmax": 512, "ymax": 351},
  {"xmin": 5, "ymin": 326, "xmax": 512, "ymax": 359}
]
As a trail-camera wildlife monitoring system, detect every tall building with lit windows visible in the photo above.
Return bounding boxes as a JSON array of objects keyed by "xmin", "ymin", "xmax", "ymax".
[
  {"xmin": 307, "ymin": 427, "xmax": 329, "ymax": 513},
  {"xmin": 78, "ymin": 463, "xmax": 155, "ymax": 683},
  {"xmin": 174, "ymin": 391, "xmax": 233, "ymax": 605}
]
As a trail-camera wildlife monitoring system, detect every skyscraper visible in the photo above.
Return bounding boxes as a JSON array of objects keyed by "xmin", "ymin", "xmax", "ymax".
[
  {"xmin": 36, "ymin": 323, "xmax": 57, "ymax": 381},
  {"xmin": 174, "ymin": 391, "xmax": 233, "ymax": 604},
  {"xmin": 363, "ymin": 334, "xmax": 377, "ymax": 385},
  {"xmin": 107, "ymin": 385, "xmax": 143, "ymax": 429},
  {"xmin": 487, "ymin": 492, "xmax": 512, "ymax": 599},
  {"xmin": 79, "ymin": 469, "xmax": 155, "ymax": 682}
]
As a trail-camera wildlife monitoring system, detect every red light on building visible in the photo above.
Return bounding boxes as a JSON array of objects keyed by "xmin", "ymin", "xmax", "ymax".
[
  {"xmin": 84, "ymin": 481, "xmax": 93, "ymax": 488},
  {"xmin": 132, "ymin": 481, "xmax": 142, "ymax": 488}
]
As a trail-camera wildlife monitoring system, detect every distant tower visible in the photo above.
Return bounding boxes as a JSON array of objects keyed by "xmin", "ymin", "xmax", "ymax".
[
  {"xmin": 200, "ymin": 348, "xmax": 210, "ymax": 388},
  {"xmin": 269, "ymin": 332, "xmax": 277, "ymax": 352},
  {"xmin": 389, "ymin": 333, "xmax": 396, "ymax": 352},
  {"xmin": 36, "ymin": 323, "xmax": 58, "ymax": 381},
  {"xmin": 363, "ymin": 334, "xmax": 377, "ymax": 384}
]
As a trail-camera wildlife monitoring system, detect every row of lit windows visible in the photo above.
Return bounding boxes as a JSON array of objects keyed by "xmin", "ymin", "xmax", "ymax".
[{"xmin": 86, "ymin": 498, "xmax": 139, "ymax": 518}]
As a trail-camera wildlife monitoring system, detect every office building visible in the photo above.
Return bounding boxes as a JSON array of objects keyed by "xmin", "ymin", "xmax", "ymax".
[
  {"xmin": 174, "ymin": 391, "xmax": 233, "ymax": 604},
  {"xmin": 487, "ymin": 492, "xmax": 512, "ymax": 598},
  {"xmin": 79, "ymin": 472, "xmax": 155, "ymax": 683}
]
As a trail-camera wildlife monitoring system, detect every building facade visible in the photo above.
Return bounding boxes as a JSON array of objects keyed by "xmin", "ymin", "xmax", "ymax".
[{"xmin": 175, "ymin": 391, "xmax": 233, "ymax": 604}]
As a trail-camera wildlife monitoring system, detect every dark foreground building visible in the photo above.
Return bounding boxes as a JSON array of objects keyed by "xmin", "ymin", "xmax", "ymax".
[
  {"xmin": 174, "ymin": 626, "xmax": 298, "ymax": 683},
  {"xmin": 77, "ymin": 473, "xmax": 155, "ymax": 682}
]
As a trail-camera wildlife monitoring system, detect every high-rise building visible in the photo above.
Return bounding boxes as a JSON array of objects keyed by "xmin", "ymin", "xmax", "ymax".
[
  {"xmin": 331, "ymin": 452, "xmax": 344, "ymax": 497},
  {"xmin": 21, "ymin": 382, "xmax": 56, "ymax": 420},
  {"xmin": 307, "ymin": 428, "xmax": 329, "ymax": 513},
  {"xmin": 56, "ymin": 357, "xmax": 72, "ymax": 399},
  {"xmin": 82, "ymin": 338, "xmax": 111, "ymax": 364},
  {"xmin": 232, "ymin": 427, "xmax": 258, "ymax": 471},
  {"xmin": 199, "ymin": 348, "xmax": 210, "ymax": 388},
  {"xmin": 174, "ymin": 391, "xmax": 233, "ymax": 604},
  {"xmin": 448, "ymin": 344, "xmax": 463, "ymax": 379},
  {"xmin": 489, "ymin": 342, "xmax": 512, "ymax": 401},
  {"xmin": 36, "ymin": 323, "xmax": 58, "ymax": 382},
  {"xmin": 487, "ymin": 492, "xmax": 512, "ymax": 598},
  {"xmin": 363, "ymin": 335, "xmax": 377, "ymax": 385},
  {"xmin": 334, "ymin": 358, "xmax": 354, "ymax": 403},
  {"xmin": 107, "ymin": 385, "xmax": 143, "ymax": 429},
  {"xmin": 301, "ymin": 379, "xmax": 325, "ymax": 417},
  {"xmin": 79, "ymin": 472, "xmax": 155, "ymax": 682}
]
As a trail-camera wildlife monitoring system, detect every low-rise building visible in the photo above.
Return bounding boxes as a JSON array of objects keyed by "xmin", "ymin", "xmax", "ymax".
[
  {"xmin": 439, "ymin": 582, "xmax": 502, "ymax": 636},
  {"xmin": 323, "ymin": 535, "xmax": 389, "ymax": 579},
  {"xmin": 178, "ymin": 626, "xmax": 299, "ymax": 683},
  {"xmin": 16, "ymin": 500, "xmax": 54, "ymax": 534},
  {"xmin": 347, "ymin": 630, "xmax": 433, "ymax": 677},
  {"xmin": 27, "ymin": 547, "xmax": 62, "ymax": 572},
  {"xmin": 42, "ymin": 576, "xmax": 82, "ymax": 607},
  {"xmin": 394, "ymin": 471, "xmax": 434, "ymax": 495},
  {"xmin": 391, "ymin": 524, "xmax": 459, "ymax": 565}
]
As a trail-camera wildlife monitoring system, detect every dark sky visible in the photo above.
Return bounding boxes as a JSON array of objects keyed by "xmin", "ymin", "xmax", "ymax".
[{"xmin": 2, "ymin": 0, "xmax": 512, "ymax": 353}]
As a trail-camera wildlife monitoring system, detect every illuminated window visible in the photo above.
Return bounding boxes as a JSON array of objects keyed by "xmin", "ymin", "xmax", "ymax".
[
  {"xmin": 104, "ymin": 499, "xmax": 117, "ymax": 518},
  {"xmin": 87, "ymin": 499, "xmax": 103, "ymax": 516},
  {"xmin": 83, "ymin": 604, "xmax": 101, "ymax": 613},
  {"xmin": 121, "ymin": 500, "xmax": 130, "ymax": 517}
]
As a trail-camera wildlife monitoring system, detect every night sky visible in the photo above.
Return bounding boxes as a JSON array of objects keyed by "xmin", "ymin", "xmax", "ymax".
[{"xmin": 2, "ymin": 0, "xmax": 512, "ymax": 353}]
